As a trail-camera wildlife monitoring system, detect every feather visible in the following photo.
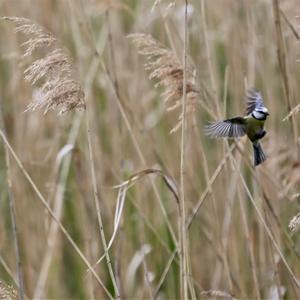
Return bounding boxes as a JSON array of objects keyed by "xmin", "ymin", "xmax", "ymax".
[
  {"xmin": 204, "ymin": 117, "xmax": 246, "ymax": 138},
  {"xmin": 246, "ymin": 89, "xmax": 265, "ymax": 115},
  {"xmin": 253, "ymin": 142, "xmax": 266, "ymax": 166}
]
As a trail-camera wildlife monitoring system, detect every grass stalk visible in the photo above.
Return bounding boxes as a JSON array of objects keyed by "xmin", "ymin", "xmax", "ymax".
[
  {"xmin": 75, "ymin": 0, "xmax": 179, "ymax": 252},
  {"xmin": 179, "ymin": 1, "xmax": 189, "ymax": 298},
  {"xmin": 272, "ymin": 0, "xmax": 298, "ymax": 146},
  {"xmin": 0, "ymin": 103, "xmax": 25, "ymax": 300},
  {"xmin": 33, "ymin": 113, "xmax": 82, "ymax": 299},
  {"xmin": 85, "ymin": 108, "xmax": 120, "ymax": 299},
  {"xmin": 237, "ymin": 187, "xmax": 260, "ymax": 299},
  {"xmin": 231, "ymin": 157, "xmax": 300, "ymax": 289},
  {"xmin": 0, "ymin": 128, "xmax": 113, "ymax": 299},
  {"xmin": 200, "ymin": 0, "xmax": 221, "ymax": 118}
]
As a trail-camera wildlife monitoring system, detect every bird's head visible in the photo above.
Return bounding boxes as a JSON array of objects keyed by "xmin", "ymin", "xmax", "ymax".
[{"xmin": 252, "ymin": 106, "xmax": 269, "ymax": 120}]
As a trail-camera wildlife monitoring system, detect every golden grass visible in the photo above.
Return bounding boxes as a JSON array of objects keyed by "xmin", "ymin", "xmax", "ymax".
[{"xmin": 0, "ymin": 0, "xmax": 300, "ymax": 299}]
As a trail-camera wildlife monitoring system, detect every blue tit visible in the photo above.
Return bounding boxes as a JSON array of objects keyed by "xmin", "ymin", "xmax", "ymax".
[{"xmin": 205, "ymin": 89, "xmax": 269, "ymax": 166}]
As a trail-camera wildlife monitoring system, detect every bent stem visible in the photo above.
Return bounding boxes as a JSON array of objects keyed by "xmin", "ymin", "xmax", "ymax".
[
  {"xmin": 0, "ymin": 128, "xmax": 113, "ymax": 300},
  {"xmin": 231, "ymin": 156, "xmax": 300, "ymax": 289},
  {"xmin": 33, "ymin": 113, "xmax": 82, "ymax": 299},
  {"xmin": 85, "ymin": 108, "xmax": 120, "ymax": 299}
]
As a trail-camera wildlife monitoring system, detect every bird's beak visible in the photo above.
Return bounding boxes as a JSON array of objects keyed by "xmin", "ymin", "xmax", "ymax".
[{"xmin": 266, "ymin": 112, "xmax": 270, "ymax": 116}]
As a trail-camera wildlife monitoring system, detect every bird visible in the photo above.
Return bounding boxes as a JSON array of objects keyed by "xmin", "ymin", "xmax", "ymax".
[{"xmin": 204, "ymin": 89, "xmax": 269, "ymax": 166}]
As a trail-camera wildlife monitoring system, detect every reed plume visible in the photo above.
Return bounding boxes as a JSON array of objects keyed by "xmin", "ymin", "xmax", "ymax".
[
  {"xmin": 0, "ymin": 281, "xmax": 17, "ymax": 300},
  {"xmin": 289, "ymin": 212, "xmax": 300, "ymax": 232},
  {"xmin": 2, "ymin": 17, "xmax": 85, "ymax": 114},
  {"xmin": 128, "ymin": 33, "xmax": 199, "ymax": 133}
]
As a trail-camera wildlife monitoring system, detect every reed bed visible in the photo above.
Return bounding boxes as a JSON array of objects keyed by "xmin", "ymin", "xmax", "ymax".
[{"xmin": 0, "ymin": 0, "xmax": 300, "ymax": 299}]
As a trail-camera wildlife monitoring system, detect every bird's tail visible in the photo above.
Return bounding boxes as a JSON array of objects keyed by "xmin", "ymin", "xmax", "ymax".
[{"xmin": 253, "ymin": 142, "xmax": 266, "ymax": 166}]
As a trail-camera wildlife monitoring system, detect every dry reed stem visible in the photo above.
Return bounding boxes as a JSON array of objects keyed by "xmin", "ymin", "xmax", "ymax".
[
  {"xmin": 0, "ymin": 101, "xmax": 25, "ymax": 300},
  {"xmin": 231, "ymin": 157, "xmax": 300, "ymax": 289},
  {"xmin": 153, "ymin": 144, "xmax": 236, "ymax": 296},
  {"xmin": 99, "ymin": 58, "xmax": 180, "ymax": 246},
  {"xmin": 186, "ymin": 143, "xmax": 236, "ymax": 230},
  {"xmin": 94, "ymin": 168, "xmax": 179, "ymax": 267},
  {"xmin": 200, "ymin": 0, "xmax": 221, "ymax": 118},
  {"xmin": 280, "ymin": 9, "xmax": 300, "ymax": 40},
  {"xmin": 222, "ymin": 140, "xmax": 258, "ymax": 296},
  {"xmin": 75, "ymin": 0, "xmax": 180, "ymax": 256},
  {"xmin": 179, "ymin": 1, "xmax": 189, "ymax": 298},
  {"xmin": 0, "ymin": 256, "xmax": 17, "ymax": 288},
  {"xmin": 33, "ymin": 113, "xmax": 82, "ymax": 299},
  {"xmin": 233, "ymin": 143, "xmax": 300, "ymax": 265},
  {"xmin": 0, "ymin": 129, "xmax": 113, "ymax": 299},
  {"xmin": 85, "ymin": 107, "xmax": 120, "ymax": 299},
  {"xmin": 154, "ymin": 250, "xmax": 177, "ymax": 298},
  {"xmin": 211, "ymin": 71, "xmax": 234, "ymax": 291},
  {"xmin": 271, "ymin": 1, "xmax": 298, "ymax": 146},
  {"xmin": 65, "ymin": 5, "xmax": 120, "ymax": 294},
  {"xmin": 4, "ymin": 15, "xmax": 119, "ymax": 298},
  {"xmin": 282, "ymin": 103, "xmax": 300, "ymax": 121},
  {"xmin": 235, "ymin": 164, "xmax": 260, "ymax": 298},
  {"xmin": 73, "ymin": 4, "xmax": 182, "ymax": 294}
]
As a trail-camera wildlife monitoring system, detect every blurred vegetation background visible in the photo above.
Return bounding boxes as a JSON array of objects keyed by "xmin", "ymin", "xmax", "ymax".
[{"xmin": 0, "ymin": 0, "xmax": 300, "ymax": 299}]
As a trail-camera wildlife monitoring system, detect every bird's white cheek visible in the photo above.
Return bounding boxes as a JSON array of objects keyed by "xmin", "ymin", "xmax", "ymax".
[{"xmin": 253, "ymin": 111, "xmax": 264, "ymax": 119}]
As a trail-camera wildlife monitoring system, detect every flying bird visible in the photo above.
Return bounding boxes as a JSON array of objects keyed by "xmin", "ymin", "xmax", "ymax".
[{"xmin": 205, "ymin": 89, "xmax": 269, "ymax": 166}]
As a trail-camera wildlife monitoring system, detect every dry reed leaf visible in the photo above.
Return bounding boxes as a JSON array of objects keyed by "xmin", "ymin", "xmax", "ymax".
[
  {"xmin": 125, "ymin": 244, "xmax": 152, "ymax": 294},
  {"xmin": 201, "ymin": 289, "xmax": 237, "ymax": 300},
  {"xmin": 289, "ymin": 212, "xmax": 300, "ymax": 233},
  {"xmin": 0, "ymin": 281, "xmax": 17, "ymax": 300},
  {"xmin": 128, "ymin": 33, "xmax": 199, "ymax": 133},
  {"xmin": 2, "ymin": 17, "xmax": 85, "ymax": 114},
  {"xmin": 282, "ymin": 103, "xmax": 300, "ymax": 121},
  {"xmin": 93, "ymin": 168, "xmax": 178, "ymax": 266}
]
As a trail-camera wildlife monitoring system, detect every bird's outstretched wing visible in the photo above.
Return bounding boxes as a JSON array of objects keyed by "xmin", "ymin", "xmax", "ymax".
[
  {"xmin": 246, "ymin": 89, "xmax": 265, "ymax": 115},
  {"xmin": 204, "ymin": 117, "xmax": 246, "ymax": 138}
]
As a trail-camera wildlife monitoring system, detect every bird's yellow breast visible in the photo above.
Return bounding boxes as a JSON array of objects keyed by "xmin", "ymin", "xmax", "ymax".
[{"xmin": 245, "ymin": 116, "xmax": 265, "ymax": 142}]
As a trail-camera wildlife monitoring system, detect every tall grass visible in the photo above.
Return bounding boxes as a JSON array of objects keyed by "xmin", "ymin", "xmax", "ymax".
[{"xmin": 0, "ymin": 0, "xmax": 300, "ymax": 299}]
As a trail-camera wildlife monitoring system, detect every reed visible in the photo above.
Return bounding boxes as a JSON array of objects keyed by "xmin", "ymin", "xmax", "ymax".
[{"xmin": 0, "ymin": 0, "xmax": 300, "ymax": 299}]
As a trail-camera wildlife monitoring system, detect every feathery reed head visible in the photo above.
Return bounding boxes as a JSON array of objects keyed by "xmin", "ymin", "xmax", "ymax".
[
  {"xmin": 2, "ymin": 17, "xmax": 85, "ymax": 114},
  {"xmin": 2, "ymin": 17, "xmax": 56, "ymax": 56},
  {"xmin": 128, "ymin": 33, "xmax": 199, "ymax": 133},
  {"xmin": 0, "ymin": 281, "xmax": 17, "ymax": 300},
  {"xmin": 289, "ymin": 212, "xmax": 300, "ymax": 233}
]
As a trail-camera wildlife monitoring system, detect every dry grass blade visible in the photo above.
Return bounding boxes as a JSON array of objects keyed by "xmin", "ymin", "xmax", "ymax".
[
  {"xmin": 0, "ymin": 92, "xmax": 25, "ymax": 300},
  {"xmin": 232, "ymin": 157, "xmax": 300, "ymax": 289},
  {"xmin": 125, "ymin": 244, "xmax": 152, "ymax": 295},
  {"xmin": 111, "ymin": 169, "xmax": 179, "ymax": 203},
  {"xmin": 282, "ymin": 103, "xmax": 300, "ymax": 121},
  {"xmin": 289, "ymin": 212, "xmax": 300, "ymax": 233},
  {"xmin": 201, "ymin": 289, "xmax": 237, "ymax": 300},
  {"xmin": 2, "ymin": 17, "xmax": 85, "ymax": 114},
  {"xmin": 93, "ymin": 168, "xmax": 179, "ymax": 266},
  {"xmin": 128, "ymin": 33, "xmax": 199, "ymax": 133},
  {"xmin": 33, "ymin": 114, "xmax": 82, "ymax": 299},
  {"xmin": 0, "ymin": 281, "xmax": 17, "ymax": 300},
  {"xmin": 0, "ymin": 129, "xmax": 113, "ymax": 299}
]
